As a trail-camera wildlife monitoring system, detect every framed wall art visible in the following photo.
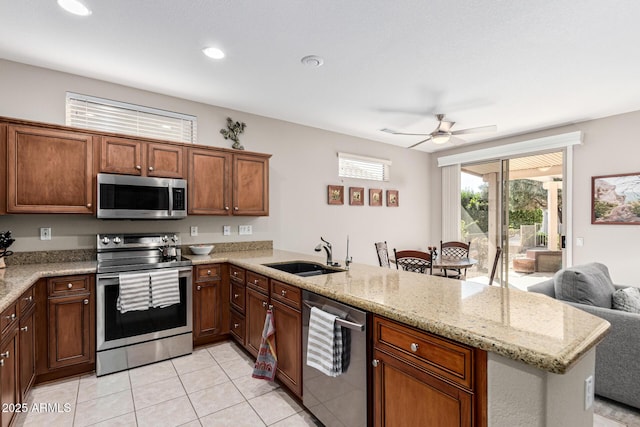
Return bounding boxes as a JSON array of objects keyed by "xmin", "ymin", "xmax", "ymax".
[
  {"xmin": 592, "ymin": 172, "xmax": 640, "ymax": 224},
  {"xmin": 386, "ymin": 190, "xmax": 399, "ymax": 207},
  {"xmin": 327, "ymin": 185, "xmax": 344, "ymax": 205},
  {"xmin": 349, "ymin": 187, "xmax": 364, "ymax": 206},
  {"xmin": 369, "ymin": 189, "xmax": 383, "ymax": 206}
]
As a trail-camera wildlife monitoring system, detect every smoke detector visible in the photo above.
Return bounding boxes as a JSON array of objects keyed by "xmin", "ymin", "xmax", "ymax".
[{"xmin": 301, "ymin": 55, "xmax": 324, "ymax": 68}]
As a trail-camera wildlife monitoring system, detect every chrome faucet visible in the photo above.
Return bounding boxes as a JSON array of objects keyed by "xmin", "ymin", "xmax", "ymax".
[
  {"xmin": 315, "ymin": 237, "xmax": 333, "ymax": 266},
  {"xmin": 345, "ymin": 235, "xmax": 352, "ymax": 270}
]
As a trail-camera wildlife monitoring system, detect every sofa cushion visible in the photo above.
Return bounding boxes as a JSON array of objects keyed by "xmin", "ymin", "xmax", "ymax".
[
  {"xmin": 553, "ymin": 262, "xmax": 616, "ymax": 308},
  {"xmin": 612, "ymin": 287, "xmax": 640, "ymax": 314}
]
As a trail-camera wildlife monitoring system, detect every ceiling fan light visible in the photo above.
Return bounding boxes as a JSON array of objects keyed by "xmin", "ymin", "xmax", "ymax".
[
  {"xmin": 202, "ymin": 47, "xmax": 225, "ymax": 59},
  {"xmin": 57, "ymin": 0, "xmax": 92, "ymax": 16},
  {"xmin": 432, "ymin": 133, "xmax": 451, "ymax": 144}
]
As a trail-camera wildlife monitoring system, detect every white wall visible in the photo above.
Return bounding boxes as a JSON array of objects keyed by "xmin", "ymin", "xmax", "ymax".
[
  {"xmin": 430, "ymin": 111, "xmax": 640, "ymax": 284},
  {"xmin": 0, "ymin": 59, "xmax": 431, "ymax": 265}
]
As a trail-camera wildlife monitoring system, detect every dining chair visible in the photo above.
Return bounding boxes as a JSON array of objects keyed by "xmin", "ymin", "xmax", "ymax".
[
  {"xmin": 489, "ymin": 247, "xmax": 502, "ymax": 286},
  {"xmin": 375, "ymin": 241, "xmax": 391, "ymax": 268},
  {"xmin": 393, "ymin": 249, "xmax": 433, "ymax": 274},
  {"xmin": 436, "ymin": 240, "xmax": 471, "ymax": 279}
]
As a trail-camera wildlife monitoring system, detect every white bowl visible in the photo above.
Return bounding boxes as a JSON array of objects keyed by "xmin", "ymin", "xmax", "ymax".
[{"xmin": 189, "ymin": 245, "xmax": 214, "ymax": 255}]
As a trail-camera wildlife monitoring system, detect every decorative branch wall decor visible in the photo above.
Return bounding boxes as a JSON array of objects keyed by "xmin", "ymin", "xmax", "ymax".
[{"xmin": 220, "ymin": 117, "xmax": 246, "ymax": 150}]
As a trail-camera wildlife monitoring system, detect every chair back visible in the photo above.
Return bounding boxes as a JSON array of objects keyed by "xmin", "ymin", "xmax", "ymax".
[
  {"xmin": 375, "ymin": 241, "xmax": 391, "ymax": 268},
  {"xmin": 393, "ymin": 249, "xmax": 433, "ymax": 274},
  {"xmin": 489, "ymin": 247, "xmax": 502, "ymax": 285},
  {"xmin": 440, "ymin": 240, "xmax": 470, "ymax": 259}
]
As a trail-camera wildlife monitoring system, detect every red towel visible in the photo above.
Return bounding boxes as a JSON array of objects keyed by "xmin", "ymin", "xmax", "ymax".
[{"xmin": 252, "ymin": 308, "xmax": 278, "ymax": 381}]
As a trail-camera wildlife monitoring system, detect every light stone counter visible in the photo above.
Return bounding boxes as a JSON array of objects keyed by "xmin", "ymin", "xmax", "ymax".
[{"xmin": 0, "ymin": 249, "xmax": 609, "ymax": 375}]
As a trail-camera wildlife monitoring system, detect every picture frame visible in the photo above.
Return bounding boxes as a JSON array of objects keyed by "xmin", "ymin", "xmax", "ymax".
[
  {"xmin": 327, "ymin": 185, "xmax": 344, "ymax": 205},
  {"xmin": 349, "ymin": 187, "xmax": 364, "ymax": 206},
  {"xmin": 369, "ymin": 189, "xmax": 383, "ymax": 206},
  {"xmin": 386, "ymin": 190, "xmax": 399, "ymax": 207},
  {"xmin": 592, "ymin": 172, "xmax": 640, "ymax": 224}
]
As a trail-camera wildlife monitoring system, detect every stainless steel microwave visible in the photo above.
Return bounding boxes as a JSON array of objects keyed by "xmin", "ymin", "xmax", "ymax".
[{"xmin": 97, "ymin": 174, "xmax": 187, "ymax": 219}]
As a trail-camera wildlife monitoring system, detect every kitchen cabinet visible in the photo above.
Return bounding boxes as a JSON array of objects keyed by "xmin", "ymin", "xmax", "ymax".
[
  {"xmin": 188, "ymin": 148, "xmax": 270, "ymax": 216},
  {"xmin": 100, "ymin": 136, "xmax": 184, "ymax": 178},
  {"xmin": 39, "ymin": 275, "xmax": 94, "ymax": 373},
  {"xmin": 193, "ymin": 264, "xmax": 229, "ymax": 346},
  {"xmin": 18, "ymin": 286, "xmax": 36, "ymax": 402},
  {"xmin": 270, "ymin": 280, "xmax": 302, "ymax": 398},
  {"xmin": 245, "ymin": 286, "xmax": 269, "ymax": 358},
  {"xmin": 229, "ymin": 266, "xmax": 246, "ymax": 346},
  {"xmin": 6, "ymin": 124, "xmax": 94, "ymax": 214},
  {"xmin": 0, "ymin": 302, "xmax": 19, "ymax": 427},
  {"xmin": 372, "ymin": 316, "xmax": 486, "ymax": 427}
]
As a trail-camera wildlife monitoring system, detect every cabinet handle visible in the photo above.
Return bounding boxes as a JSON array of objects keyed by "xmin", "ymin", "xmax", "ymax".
[
  {"xmin": 87, "ymin": 203, "xmax": 92, "ymax": 208},
  {"xmin": 372, "ymin": 359, "xmax": 379, "ymax": 367},
  {"xmin": 233, "ymin": 294, "xmax": 239, "ymax": 299},
  {"xmin": 20, "ymin": 326, "xmax": 28, "ymax": 332},
  {"xmin": 233, "ymin": 271, "xmax": 238, "ymax": 277},
  {"xmin": 0, "ymin": 360, "xmax": 3, "ymax": 367},
  {"xmin": 262, "ymin": 301, "xmax": 267, "ymax": 308},
  {"xmin": 410, "ymin": 343, "xmax": 419, "ymax": 352},
  {"xmin": 0, "ymin": 351, "xmax": 9, "ymax": 359},
  {"xmin": 5, "ymin": 313, "xmax": 16, "ymax": 321},
  {"xmin": 24, "ymin": 296, "xmax": 33, "ymax": 302},
  {"xmin": 225, "ymin": 206, "xmax": 230, "ymax": 211},
  {"xmin": 268, "ymin": 304, "xmax": 273, "ymax": 310},
  {"xmin": 148, "ymin": 166, "xmax": 154, "ymax": 171},
  {"xmin": 197, "ymin": 286, "xmax": 202, "ymax": 291},
  {"xmin": 136, "ymin": 165, "xmax": 142, "ymax": 170},
  {"xmin": 254, "ymin": 279, "xmax": 259, "ymax": 285},
  {"xmin": 207, "ymin": 270, "xmax": 212, "ymax": 275},
  {"xmin": 233, "ymin": 323, "xmax": 240, "ymax": 328},
  {"xmin": 83, "ymin": 299, "xmax": 89, "ymax": 305},
  {"xmin": 234, "ymin": 206, "xmax": 239, "ymax": 211},
  {"xmin": 281, "ymin": 289, "xmax": 287, "ymax": 296},
  {"xmin": 67, "ymin": 283, "xmax": 73, "ymax": 289}
]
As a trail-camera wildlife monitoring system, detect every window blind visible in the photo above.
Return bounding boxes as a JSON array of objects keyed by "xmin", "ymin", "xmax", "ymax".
[
  {"xmin": 66, "ymin": 92, "xmax": 197, "ymax": 143},
  {"xmin": 338, "ymin": 152, "xmax": 391, "ymax": 181}
]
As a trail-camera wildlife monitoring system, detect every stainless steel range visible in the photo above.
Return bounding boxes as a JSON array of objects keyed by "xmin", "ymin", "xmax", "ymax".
[{"xmin": 96, "ymin": 233, "xmax": 193, "ymax": 376}]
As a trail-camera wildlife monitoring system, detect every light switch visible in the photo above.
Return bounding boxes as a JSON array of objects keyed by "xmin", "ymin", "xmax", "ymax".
[
  {"xmin": 190, "ymin": 226, "xmax": 198, "ymax": 237},
  {"xmin": 576, "ymin": 237, "xmax": 584, "ymax": 247},
  {"xmin": 239, "ymin": 225, "xmax": 252, "ymax": 235}
]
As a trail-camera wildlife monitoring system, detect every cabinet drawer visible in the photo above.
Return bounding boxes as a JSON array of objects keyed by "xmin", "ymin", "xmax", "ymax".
[
  {"xmin": 0, "ymin": 302, "xmax": 18, "ymax": 335},
  {"xmin": 195, "ymin": 264, "xmax": 221, "ymax": 282},
  {"xmin": 48, "ymin": 275, "xmax": 90, "ymax": 296},
  {"xmin": 229, "ymin": 265, "xmax": 245, "ymax": 284},
  {"xmin": 246, "ymin": 271, "xmax": 268, "ymax": 294},
  {"xmin": 230, "ymin": 281, "xmax": 246, "ymax": 313},
  {"xmin": 270, "ymin": 280, "xmax": 301, "ymax": 310},
  {"xmin": 373, "ymin": 316, "xmax": 473, "ymax": 389},
  {"xmin": 18, "ymin": 286, "xmax": 35, "ymax": 314},
  {"xmin": 230, "ymin": 310, "xmax": 245, "ymax": 345}
]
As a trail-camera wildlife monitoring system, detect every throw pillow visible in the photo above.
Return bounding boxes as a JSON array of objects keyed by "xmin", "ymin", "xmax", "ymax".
[
  {"xmin": 612, "ymin": 287, "xmax": 640, "ymax": 314},
  {"xmin": 554, "ymin": 262, "xmax": 616, "ymax": 308}
]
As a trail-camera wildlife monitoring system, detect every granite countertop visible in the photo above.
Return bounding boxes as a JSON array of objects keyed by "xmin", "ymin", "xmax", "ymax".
[{"xmin": 0, "ymin": 249, "xmax": 610, "ymax": 374}]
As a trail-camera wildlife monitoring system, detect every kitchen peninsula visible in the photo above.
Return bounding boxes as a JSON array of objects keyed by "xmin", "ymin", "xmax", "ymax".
[{"xmin": 0, "ymin": 249, "xmax": 609, "ymax": 427}]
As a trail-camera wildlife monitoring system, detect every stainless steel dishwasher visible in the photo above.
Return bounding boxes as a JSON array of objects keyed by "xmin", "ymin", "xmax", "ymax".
[{"xmin": 302, "ymin": 290, "xmax": 368, "ymax": 427}]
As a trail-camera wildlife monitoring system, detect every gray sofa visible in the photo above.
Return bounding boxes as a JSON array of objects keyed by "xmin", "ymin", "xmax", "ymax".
[{"xmin": 528, "ymin": 262, "xmax": 640, "ymax": 409}]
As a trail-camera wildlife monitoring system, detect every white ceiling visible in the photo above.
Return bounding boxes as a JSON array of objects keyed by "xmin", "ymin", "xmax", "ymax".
[{"xmin": 2, "ymin": 1, "xmax": 640, "ymax": 153}]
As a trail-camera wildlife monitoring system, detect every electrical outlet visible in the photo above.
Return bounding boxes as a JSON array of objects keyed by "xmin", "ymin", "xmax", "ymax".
[
  {"xmin": 40, "ymin": 227, "xmax": 51, "ymax": 241},
  {"xmin": 190, "ymin": 226, "xmax": 198, "ymax": 237},
  {"xmin": 239, "ymin": 225, "xmax": 252, "ymax": 235},
  {"xmin": 223, "ymin": 225, "xmax": 231, "ymax": 236},
  {"xmin": 585, "ymin": 375, "xmax": 594, "ymax": 409},
  {"xmin": 576, "ymin": 237, "xmax": 584, "ymax": 247}
]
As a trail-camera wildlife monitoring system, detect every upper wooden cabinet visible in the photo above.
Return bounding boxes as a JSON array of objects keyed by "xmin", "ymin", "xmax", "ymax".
[
  {"xmin": 100, "ymin": 136, "xmax": 184, "ymax": 178},
  {"xmin": 6, "ymin": 125, "xmax": 94, "ymax": 214},
  {"xmin": 189, "ymin": 149, "xmax": 270, "ymax": 216}
]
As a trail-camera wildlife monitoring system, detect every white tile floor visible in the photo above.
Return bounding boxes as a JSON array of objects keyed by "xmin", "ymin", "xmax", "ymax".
[{"xmin": 15, "ymin": 341, "xmax": 320, "ymax": 427}]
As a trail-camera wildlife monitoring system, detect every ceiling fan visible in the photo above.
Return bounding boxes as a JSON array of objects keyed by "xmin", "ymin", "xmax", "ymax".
[{"xmin": 381, "ymin": 114, "xmax": 497, "ymax": 149}]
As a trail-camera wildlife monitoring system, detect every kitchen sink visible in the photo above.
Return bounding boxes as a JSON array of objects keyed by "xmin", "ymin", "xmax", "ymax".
[{"xmin": 263, "ymin": 261, "xmax": 344, "ymax": 277}]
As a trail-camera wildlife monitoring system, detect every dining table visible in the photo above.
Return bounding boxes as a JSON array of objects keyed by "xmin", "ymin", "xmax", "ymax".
[{"xmin": 432, "ymin": 256, "xmax": 478, "ymax": 279}]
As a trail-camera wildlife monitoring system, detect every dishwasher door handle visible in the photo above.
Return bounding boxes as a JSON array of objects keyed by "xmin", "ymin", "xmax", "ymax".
[{"xmin": 303, "ymin": 300, "xmax": 365, "ymax": 331}]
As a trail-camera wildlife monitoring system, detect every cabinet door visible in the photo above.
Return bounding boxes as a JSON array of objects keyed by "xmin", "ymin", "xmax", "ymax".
[
  {"xmin": 0, "ymin": 330, "xmax": 18, "ymax": 427},
  {"xmin": 7, "ymin": 125, "xmax": 94, "ymax": 213},
  {"xmin": 245, "ymin": 287, "xmax": 269, "ymax": 358},
  {"xmin": 193, "ymin": 281, "xmax": 221, "ymax": 339},
  {"xmin": 188, "ymin": 148, "xmax": 231, "ymax": 215},
  {"xmin": 373, "ymin": 349, "xmax": 472, "ymax": 427},
  {"xmin": 19, "ymin": 308, "xmax": 36, "ymax": 402},
  {"xmin": 147, "ymin": 143, "xmax": 184, "ymax": 178},
  {"xmin": 48, "ymin": 294, "xmax": 93, "ymax": 369},
  {"xmin": 100, "ymin": 136, "xmax": 144, "ymax": 175},
  {"xmin": 271, "ymin": 299, "xmax": 302, "ymax": 398},
  {"xmin": 233, "ymin": 153, "xmax": 269, "ymax": 216}
]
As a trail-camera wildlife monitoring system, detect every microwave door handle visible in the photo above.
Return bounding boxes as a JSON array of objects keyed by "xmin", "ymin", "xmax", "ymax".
[{"xmin": 168, "ymin": 185, "xmax": 173, "ymax": 217}]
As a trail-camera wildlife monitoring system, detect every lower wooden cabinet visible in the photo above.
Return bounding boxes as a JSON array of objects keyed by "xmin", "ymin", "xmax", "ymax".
[
  {"xmin": 372, "ymin": 315, "xmax": 486, "ymax": 427},
  {"xmin": 271, "ymin": 298, "xmax": 302, "ymax": 397},
  {"xmin": 245, "ymin": 287, "xmax": 269, "ymax": 358},
  {"xmin": 193, "ymin": 264, "xmax": 229, "ymax": 346},
  {"xmin": 0, "ymin": 323, "xmax": 19, "ymax": 427}
]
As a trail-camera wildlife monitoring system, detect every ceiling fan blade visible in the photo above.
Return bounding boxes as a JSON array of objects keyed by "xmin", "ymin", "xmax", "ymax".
[
  {"xmin": 438, "ymin": 120, "xmax": 455, "ymax": 132},
  {"xmin": 381, "ymin": 128, "xmax": 430, "ymax": 136},
  {"xmin": 407, "ymin": 136, "xmax": 432, "ymax": 149},
  {"xmin": 451, "ymin": 125, "xmax": 497, "ymax": 135}
]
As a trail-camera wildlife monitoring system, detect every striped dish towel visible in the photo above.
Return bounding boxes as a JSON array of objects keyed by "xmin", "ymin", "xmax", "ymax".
[
  {"xmin": 306, "ymin": 306, "xmax": 343, "ymax": 377},
  {"xmin": 117, "ymin": 271, "xmax": 151, "ymax": 313},
  {"xmin": 150, "ymin": 269, "xmax": 180, "ymax": 308}
]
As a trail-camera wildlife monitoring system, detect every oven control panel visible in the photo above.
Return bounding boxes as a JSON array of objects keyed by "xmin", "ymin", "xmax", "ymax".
[{"xmin": 97, "ymin": 233, "xmax": 180, "ymax": 250}]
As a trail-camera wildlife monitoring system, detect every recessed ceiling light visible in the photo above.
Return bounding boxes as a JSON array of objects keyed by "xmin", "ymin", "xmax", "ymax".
[
  {"xmin": 301, "ymin": 55, "xmax": 324, "ymax": 68},
  {"xmin": 57, "ymin": 0, "xmax": 92, "ymax": 16},
  {"xmin": 202, "ymin": 47, "xmax": 225, "ymax": 60}
]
